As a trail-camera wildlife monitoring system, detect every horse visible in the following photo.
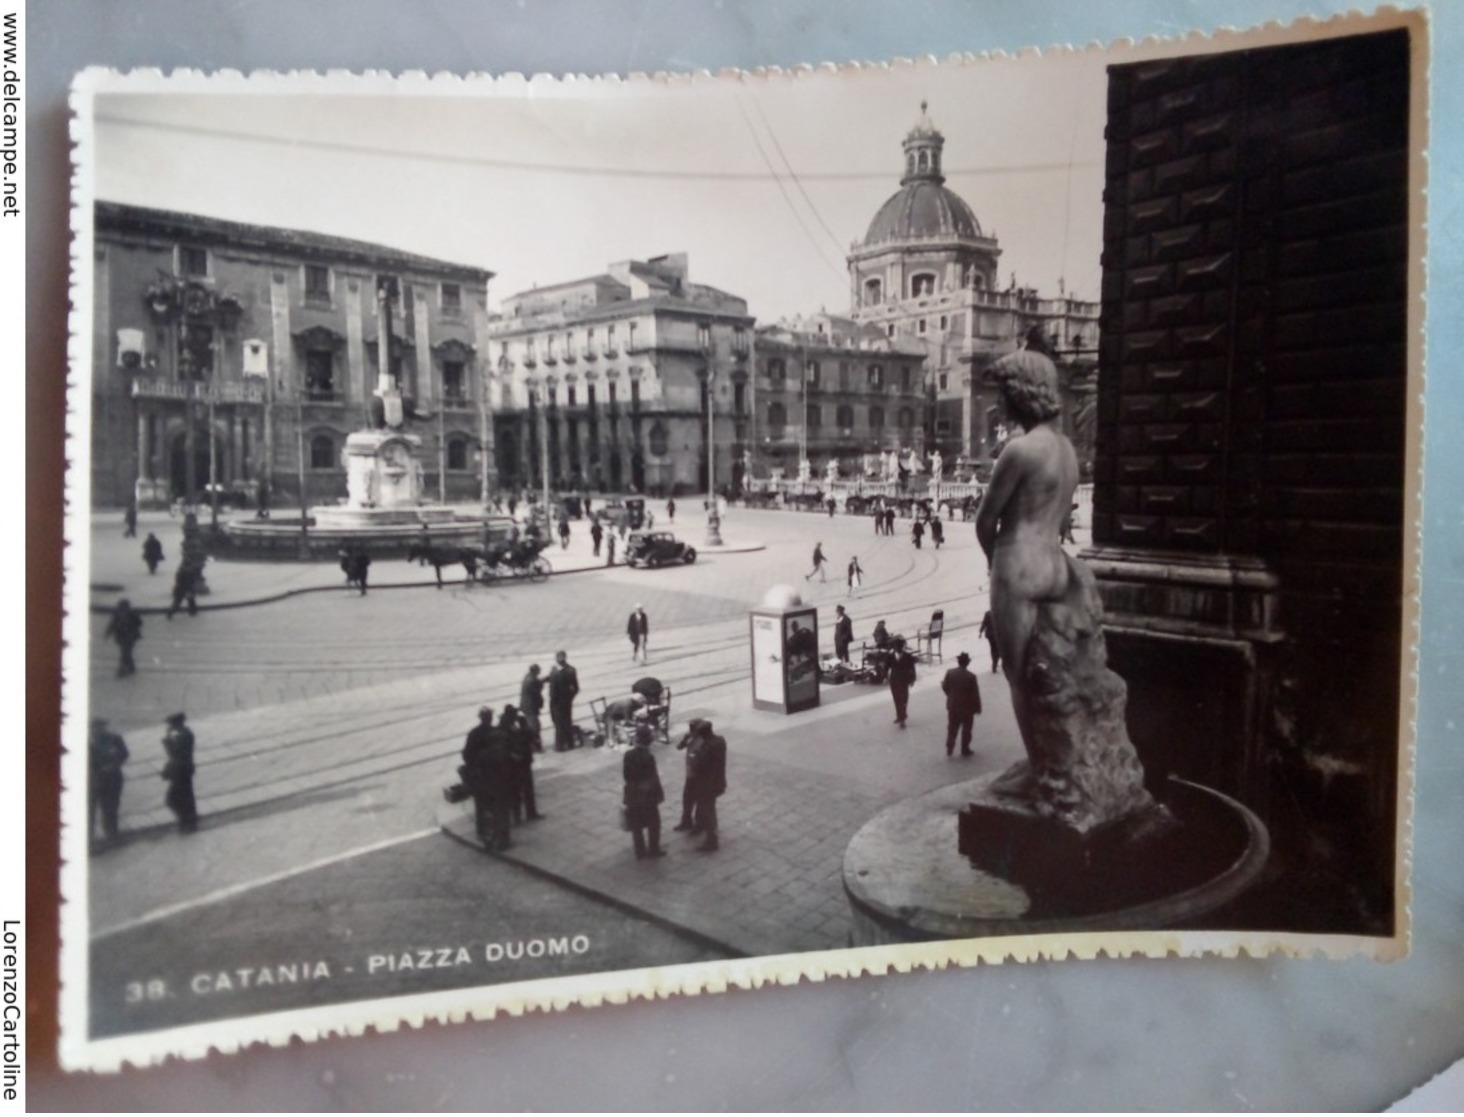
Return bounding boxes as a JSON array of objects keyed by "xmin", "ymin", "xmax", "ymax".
[{"xmin": 407, "ymin": 543, "xmax": 480, "ymax": 588}]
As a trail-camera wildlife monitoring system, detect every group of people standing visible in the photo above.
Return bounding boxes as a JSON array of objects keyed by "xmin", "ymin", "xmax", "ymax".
[
  {"xmin": 88, "ymin": 710, "xmax": 198, "ymax": 847},
  {"xmin": 622, "ymin": 717, "xmax": 727, "ymax": 859},
  {"xmin": 519, "ymin": 652, "xmax": 582, "ymax": 753},
  {"xmin": 460, "ymin": 703, "xmax": 545, "ymax": 852}
]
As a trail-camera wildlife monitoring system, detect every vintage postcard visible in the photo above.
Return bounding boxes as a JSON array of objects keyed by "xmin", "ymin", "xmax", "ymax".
[{"xmin": 61, "ymin": 7, "xmax": 1425, "ymax": 1070}]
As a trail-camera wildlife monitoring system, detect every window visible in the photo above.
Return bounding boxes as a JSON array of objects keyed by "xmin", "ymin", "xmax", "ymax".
[
  {"xmin": 918, "ymin": 319, "xmax": 928, "ymax": 335},
  {"xmin": 838, "ymin": 362, "xmax": 851, "ymax": 390},
  {"xmin": 864, "ymin": 278, "xmax": 882, "ymax": 306},
  {"xmin": 305, "ymin": 349, "xmax": 336, "ymax": 399},
  {"xmin": 440, "ymin": 283, "xmax": 462, "ymax": 316},
  {"xmin": 869, "ymin": 406, "xmax": 885, "ymax": 431},
  {"xmin": 608, "ymin": 383, "xmax": 618, "ymax": 408},
  {"xmin": 938, "ymin": 372, "xmax": 949, "ymax": 391},
  {"xmin": 442, "ymin": 360, "xmax": 465, "ymax": 402},
  {"xmin": 733, "ymin": 327, "xmax": 748, "ymax": 355},
  {"xmin": 447, "ymin": 437, "xmax": 469, "ymax": 470},
  {"xmin": 178, "ymin": 245, "xmax": 209, "ymax": 277},
  {"xmin": 836, "ymin": 404, "xmax": 854, "ymax": 430},
  {"xmin": 734, "ymin": 382, "xmax": 746, "ymax": 415},
  {"xmin": 911, "ymin": 273, "xmax": 936, "ymax": 298},
  {"xmin": 567, "ymin": 386, "xmax": 578, "ymax": 408},
  {"xmin": 587, "ymin": 385, "xmax": 597, "ymax": 408},
  {"xmin": 627, "ymin": 321, "xmax": 638, "ymax": 350},
  {"xmin": 869, "ymin": 364, "xmax": 884, "ymax": 390},
  {"xmin": 900, "ymin": 367, "xmax": 912, "ymax": 392},
  {"xmin": 649, "ymin": 421, "xmax": 669, "ymax": 457},
  {"xmin": 806, "ymin": 403, "xmax": 821, "ymax": 429},
  {"xmin": 939, "ymin": 315, "xmax": 948, "ymax": 331},
  {"xmin": 177, "ymin": 322, "xmax": 214, "ymax": 382},
  {"xmin": 630, "ymin": 380, "xmax": 640, "ymax": 409},
  {"xmin": 768, "ymin": 358, "xmax": 785, "ymax": 384},
  {"xmin": 697, "ymin": 322, "xmax": 712, "ymax": 351},
  {"xmin": 806, "ymin": 361, "xmax": 820, "ymax": 388},
  {"xmin": 768, "ymin": 402, "xmax": 787, "ymax": 435},
  {"xmin": 304, "ymin": 265, "xmax": 331, "ymax": 305},
  {"xmin": 936, "ymin": 419, "xmax": 952, "ymax": 435},
  {"xmin": 545, "ymin": 335, "xmax": 557, "ymax": 360},
  {"xmin": 887, "ymin": 324, "xmax": 895, "ymax": 338},
  {"xmin": 897, "ymin": 407, "xmax": 914, "ymax": 433},
  {"xmin": 606, "ymin": 324, "xmax": 617, "ymax": 354},
  {"xmin": 310, "ymin": 434, "xmax": 335, "ymax": 470}
]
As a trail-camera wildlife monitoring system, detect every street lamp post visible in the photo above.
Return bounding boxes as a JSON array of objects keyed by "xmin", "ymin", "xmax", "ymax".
[{"xmin": 701, "ymin": 323, "xmax": 722, "ymax": 547}]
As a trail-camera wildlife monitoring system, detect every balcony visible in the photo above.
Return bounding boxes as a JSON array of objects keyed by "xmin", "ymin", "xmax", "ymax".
[
  {"xmin": 602, "ymin": 344, "xmax": 618, "ymax": 358},
  {"xmin": 130, "ymin": 376, "xmax": 266, "ymax": 404},
  {"xmin": 522, "ymin": 354, "xmax": 538, "ymax": 368},
  {"xmin": 582, "ymin": 347, "xmax": 598, "ymax": 361},
  {"xmin": 544, "ymin": 352, "xmax": 558, "ymax": 365},
  {"xmin": 562, "ymin": 350, "xmax": 577, "ymax": 364}
]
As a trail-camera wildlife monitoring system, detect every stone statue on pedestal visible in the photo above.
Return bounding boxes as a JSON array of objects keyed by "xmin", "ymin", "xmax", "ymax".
[{"xmin": 975, "ymin": 347, "xmax": 1153, "ymax": 833}]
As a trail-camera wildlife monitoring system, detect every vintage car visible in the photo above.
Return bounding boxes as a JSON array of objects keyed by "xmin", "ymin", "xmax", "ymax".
[{"xmin": 624, "ymin": 530, "xmax": 696, "ymax": 568}]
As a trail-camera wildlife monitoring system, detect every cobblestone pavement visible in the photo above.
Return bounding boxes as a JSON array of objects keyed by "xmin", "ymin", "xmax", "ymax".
[{"xmin": 77, "ymin": 501, "xmax": 1036, "ymax": 970}]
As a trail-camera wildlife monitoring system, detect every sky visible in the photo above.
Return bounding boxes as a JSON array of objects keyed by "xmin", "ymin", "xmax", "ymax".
[{"xmin": 87, "ymin": 50, "xmax": 1111, "ymax": 322}]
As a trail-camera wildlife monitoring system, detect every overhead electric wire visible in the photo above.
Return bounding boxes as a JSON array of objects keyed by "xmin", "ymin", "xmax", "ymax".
[{"xmin": 745, "ymin": 94, "xmax": 848, "ymax": 258}]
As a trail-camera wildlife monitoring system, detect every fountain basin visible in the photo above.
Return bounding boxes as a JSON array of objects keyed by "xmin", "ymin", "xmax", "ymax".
[{"xmin": 843, "ymin": 775, "xmax": 1268, "ymax": 945}]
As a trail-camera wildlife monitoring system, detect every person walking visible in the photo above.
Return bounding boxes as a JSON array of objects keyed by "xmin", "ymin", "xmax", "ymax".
[
  {"xmin": 462, "ymin": 707, "xmax": 515, "ymax": 851},
  {"xmin": 605, "ymin": 531, "xmax": 617, "ymax": 567},
  {"xmin": 519, "ymin": 663, "xmax": 545, "ymax": 752},
  {"xmin": 806, "ymin": 542, "xmax": 828, "ymax": 582},
  {"xmin": 89, "ymin": 717, "xmax": 129, "ymax": 846},
  {"xmin": 827, "ymin": 496, "xmax": 836, "ymax": 518},
  {"xmin": 847, "ymin": 555, "xmax": 864, "ymax": 597},
  {"xmin": 166, "ymin": 560, "xmax": 200, "ymax": 619},
  {"xmin": 627, "ymin": 604, "xmax": 650, "ymax": 663},
  {"xmin": 501, "ymin": 704, "xmax": 544, "ymax": 824},
  {"xmin": 833, "ymin": 604, "xmax": 854, "ymax": 664},
  {"xmin": 557, "ymin": 516, "xmax": 571, "ymax": 550},
  {"xmin": 930, "ymin": 516, "xmax": 945, "ymax": 549},
  {"xmin": 547, "ymin": 650, "xmax": 580, "ymax": 751},
  {"xmin": 911, "ymin": 518, "xmax": 925, "ymax": 550},
  {"xmin": 123, "ymin": 498, "xmax": 138, "ymax": 539},
  {"xmin": 941, "ymin": 652, "xmax": 983, "ymax": 757},
  {"xmin": 104, "ymin": 598, "xmax": 143, "ymax": 678},
  {"xmin": 666, "ymin": 498, "xmax": 676, "ymax": 523},
  {"xmin": 979, "ymin": 610, "xmax": 1002, "ymax": 673},
  {"xmin": 142, "ymin": 532, "xmax": 164, "ymax": 574},
  {"xmin": 622, "ymin": 724, "xmax": 667, "ymax": 859},
  {"xmin": 590, "ymin": 519, "xmax": 604, "ymax": 558},
  {"xmin": 887, "ymin": 637, "xmax": 918, "ymax": 729},
  {"xmin": 684, "ymin": 719, "xmax": 727, "ymax": 851},
  {"xmin": 161, "ymin": 712, "xmax": 198, "ymax": 834},
  {"xmin": 885, "ymin": 507, "xmax": 897, "ymax": 535}
]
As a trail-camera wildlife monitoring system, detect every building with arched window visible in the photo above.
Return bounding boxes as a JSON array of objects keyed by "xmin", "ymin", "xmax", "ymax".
[
  {"xmin": 488, "ymin": 253, "xmax": 754, "ymax": 497},
  {"xmin": 92, "ymin": 203, "xmax": 494, "ymax": 510},
  {"xmin": 847, "ymin": 104, "xmax": 1101, "ymax": 471}
]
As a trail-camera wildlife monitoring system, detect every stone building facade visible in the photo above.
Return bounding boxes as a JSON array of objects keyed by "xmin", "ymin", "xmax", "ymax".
[
  {"xmin": 1089, "ymin": 29, "xmax": 1412, "ymax": 927},
  {"xmin": 487, "ymin": 254, "xmax": 754, "ymax": 497},
  {"xmin": 92, "ymin": 203, "xmax": 494, "ymax": 510},
  {"xmin": 846, "ymin": 105, "xmax": 1102, "ymax": 470},
  {"xmin": 752, "ymin": 314, "xmax": 928, "ymax": 480}
]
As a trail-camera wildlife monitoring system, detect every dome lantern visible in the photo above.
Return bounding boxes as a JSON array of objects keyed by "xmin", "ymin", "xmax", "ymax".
[{"xmin": 901, "ymin": 101, "xmax": 946, "ymax": 186}]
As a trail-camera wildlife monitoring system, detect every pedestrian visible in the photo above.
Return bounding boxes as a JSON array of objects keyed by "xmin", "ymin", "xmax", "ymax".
[
  {"xmin": 501, "ymin": 704, "xmax": 544, "ymax": 824},
  {"xmin": 941, "ymin": 651, "xmax": 983, "ymax": 757},
  {"xmin": 604, "ymin": 693, "xmax": 648, "ymax": 742},
  {"xmin": 847, "ymin": 555, "xmax": 864, "ymax": 597},
  {"xmin": 979, "ymin": 610, "xmax": 1002, "ymax": 673},
  {"xmin": 89, "ymin": 716, "xmax": 128, "ymax": 846},
  {"xmin": 142, "ymin": 532, "xmax": 164, "ymax": 574},
  {"xmin": 547, "ymin": 649, "xmax": 580, "ymax": 751},
  {"xmin": 887, "ymin": 637, "xmax": 918, "ymax": 728},
  {"xmin": 627, "ymin": 603, "xmax": 650, "ymax": 663},
  {"xmin": 161, "ymin": 711, "xmax": 198, "ymax": 834},
  {"xmin": 885, "ymin": 507, "xmax": 896, "ymax": 535},
  {"xmin": 605, "ymin": 531, "xmax": 617, "ymax": 567},
  {"xmin": 166, "ymin": 561, "xmax": 200, "ymax": 619},
  {"xmin": 833, "ymin": 604, "xmax": 854, "ymax": 664},
  {"xmin": 666, "ymin": 498, "xmax": 676, "ymax": 523},
  {"xmin": 123, "ymin": 498, "xmax": 138, "ymax": 539},
  {"xmin": 911, "ymin": 518, "xmax": 925, "ymax": 549},
  {"xmin": 519, "ymin": 663, "xmax": 545, "ymax": 751},
  {"xmin": 677, "ymin": 718, "xmax": 727, "ymax": 852},
  {"xmin": 103, "ymin": 598, "xmax": 143, "ymax": 678},
  {"xmin": 623, "ymin": 724, "xmax": 667, "ymax": 859},
  {"xmin": 873, "ymin": 505, "xmax": 883, "ymax": 535},
  {"xmin": 507, "ymin": 496, "xmax": 518, "ymax": 518},
  {"xmin": 871, "ymin": 618, "xmax": 891, "ymax": 649},
  {"xmin": 827, "ymin": 496, "xmax": 836, "ymax": 518},
  {"xmin": 806, "ymin": 542, "xmax": 828, "ymax": 582},
  {"xmin": 461, "ymin": 707, "xmax": 514, "ymax": 851},
  {"xmin": 590, "ymin": 519, "xmax": 604, "ymax": 557},
  {"xmin": 558, "ymin": 516, "xmax": 571, "ymax": 550},
  {"xmin": 930, "ymin": 516, "xmax": 944, "ymax": 549}
]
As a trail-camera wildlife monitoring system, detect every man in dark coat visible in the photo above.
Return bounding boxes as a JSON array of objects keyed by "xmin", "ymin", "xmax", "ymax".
[
  {"xmin": 680, "ymin": 719, "xmax": 727, "ymax": 852},
  {"xmin": 519, "ymin": 663, "xmax": 545, "ymax": 751},
  {"xmin": 806, "ymin": 542, "xmax": 828, "ymax": 582},
  {"xmin": 547, "ymin": 650, "xmax": 580, "ymax": 751},
  {"xmin": 501, "ymin": 704, "xmax": 543, "ymax": 824},
  {"xmin": 167, "ymin": 561, "xmax": 200, "ymax": 619},
  {"xmin": 123, "ymin": 499, "xmax": 138, "ymax": 538},
  {"xmin": 590, "ymin": 519, "xmax": 604, "ymax": 557},
  {"xmin": 89, "ymin": 717, "xmax": 129, "ymax": 845},
  {"xmin": 930, "ymin": 516, "xmax": 945, "ymax": 548},
  {"xmin": 978, "ymin": 610, "xmax": 1002, "ymax": 673},
  {"xmin": 833, "ymin": 604, "xmax": 854, "ymax": 664},
  {"xmin": 622, "ymin": 724, "xmax": 666, "ymax": 859},
  {"xmin": 887, "ymin": 637, "xmax": 918, "ymax": 729},
  {"xmin": 884, "ymin": 507, "xmax": 896, "ymax": 535},
  {"xmin": 911, "ymin": 518, "xmax": 925, "ymax": 549},
  {"xmin": 666, "ymin": 498, "xmax": 676, "ymax": 523},
  {"xmin": 142, "ymin": 532, "xmax": 164, "ymax": 574},
  {"xmin": 941, "ymin": 651, "xmax": 983, "ymax": 757},
  {"xmin": 104, "ymin": 598, "xmax": 143, "ymax": 678},
  {"xmin": 462, "ymin": 707, "xmax": 515, "ymax": 851},
  {"xmin": 627, "ymin": 604, "xmax": 650, "ymax": 663},
  {"xmin": 161, "ymin": 711, "xmax": 198, "ymax": 834}
]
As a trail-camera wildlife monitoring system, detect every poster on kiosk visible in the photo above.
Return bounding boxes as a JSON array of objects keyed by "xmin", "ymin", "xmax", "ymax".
[{"xmin": 749, "ymin": 589, "xmax": 820, "ymax": 715}]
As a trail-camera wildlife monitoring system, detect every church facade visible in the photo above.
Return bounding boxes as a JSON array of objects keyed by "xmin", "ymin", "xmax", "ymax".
[{"xmin": 846, "ymin": 105, "xmax": 1101, "ymax": 472}]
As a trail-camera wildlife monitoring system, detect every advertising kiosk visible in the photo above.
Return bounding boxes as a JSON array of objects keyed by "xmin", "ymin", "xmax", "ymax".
[{"xmin": 749, "ymin": 585, "xmax": 820, "ymax": 714}]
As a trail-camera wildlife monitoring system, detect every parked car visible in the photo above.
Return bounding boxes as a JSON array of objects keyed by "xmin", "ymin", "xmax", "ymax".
[{"xmin": 625, "ymin": 531, "xmax": 696, "ymax": 568}]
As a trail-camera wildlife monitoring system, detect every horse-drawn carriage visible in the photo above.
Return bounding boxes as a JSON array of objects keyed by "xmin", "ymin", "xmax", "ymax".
[{"xmin": 407, "ymin": 536, "xmax": 553, "ymax": 587}]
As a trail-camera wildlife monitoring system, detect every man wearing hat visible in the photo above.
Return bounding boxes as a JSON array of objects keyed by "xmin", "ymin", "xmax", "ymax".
[
  {"xmin": 626, "ymin": 604, "xmax": 650, "ymax": 663},
  {"xmin": 887, "ymin": 637, "xmax": 919, "ymax": 729},
  {"xmin": 547, "ymin": 650, "xmax": 581, "ymax": 751},
  {"xmin": 462, "ymin": 707, "xmax": 515, "ymax": 851},
  {"xmin": 161, "ymin": 712, "xmax": 198, "ymax": 834},
  {"xmin": 677, "ymin": 719, "xmax": 728, "ymax": 852},
  {"xmin": 89, "ymin": 717, "xmax": 129, "ymax": 845},
  {"xmin": 500, "ymin": 703, "xmax": 544, "ymax": 825},
  {"xmin": 622, "ymin": 724, "xmax": 667, "ymax": 860},
  {"xmin": 941, "ymin": 652, "xmax": 984, "ymax": 758},
  {"xmin": 103, "ymin": 598, "xmax": 143, "ymax": 678}
]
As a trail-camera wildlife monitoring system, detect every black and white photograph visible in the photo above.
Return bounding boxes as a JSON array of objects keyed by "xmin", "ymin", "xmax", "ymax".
[{"xmin": 61, "ymin": 6, "xmax": 1425, "ymax": 1072}]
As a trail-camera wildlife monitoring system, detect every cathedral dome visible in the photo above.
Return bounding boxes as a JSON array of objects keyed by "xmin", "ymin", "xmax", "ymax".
[
  {"xmin": 862, "ymin": 181, "xmax": 983, "ymax": 244},
  {"xmin": 859, "ymin": 102, "xmax": 984, "ymax": 246}
]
